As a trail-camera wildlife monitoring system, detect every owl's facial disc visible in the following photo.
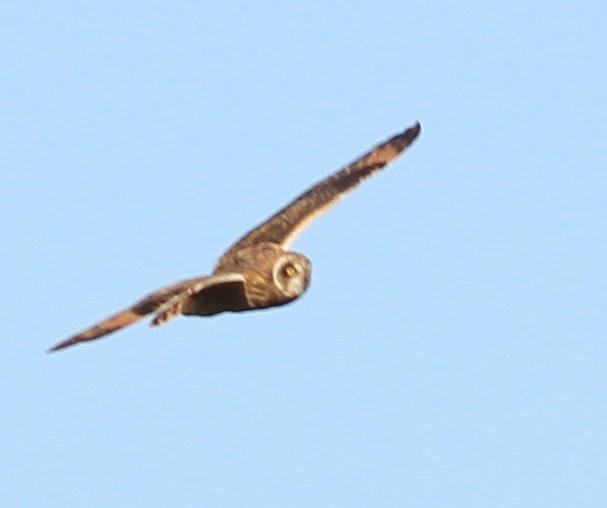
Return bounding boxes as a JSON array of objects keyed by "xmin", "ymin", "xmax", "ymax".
[{"xmin": 272, "ymin": 252, "xmax": 311, "ymax": 298}]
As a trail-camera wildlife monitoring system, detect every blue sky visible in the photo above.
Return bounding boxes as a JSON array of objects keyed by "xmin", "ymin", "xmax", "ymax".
[{"xmin": 2, "ymin": 1, "xmax": 606, "ymax": 506}]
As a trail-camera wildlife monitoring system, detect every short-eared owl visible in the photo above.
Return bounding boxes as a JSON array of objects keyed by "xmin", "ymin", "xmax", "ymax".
[{"xmin": 48, "ymin": 123, "xmax": 421, "ymax": 352}]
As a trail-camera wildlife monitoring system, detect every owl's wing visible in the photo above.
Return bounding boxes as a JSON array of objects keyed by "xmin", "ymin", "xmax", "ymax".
[
  {"xmin": 47, "ymin": 273, "xmax": 245, "ymax": 352},
  {"xmin": 219, "ymin": 122, "xmax": 420, "ymax": 260}
]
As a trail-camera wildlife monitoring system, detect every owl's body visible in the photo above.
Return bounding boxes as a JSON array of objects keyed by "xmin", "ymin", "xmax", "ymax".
[
  {"xmin": 48, "ymin": 123, "xmax": 420, "ymax": 352},
  {"xmin": 179, "ymin": 243, "xmax": 311, "ymax": 320}
]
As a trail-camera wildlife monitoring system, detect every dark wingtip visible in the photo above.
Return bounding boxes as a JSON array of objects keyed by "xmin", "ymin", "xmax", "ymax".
[
  {"xmin": 405, "ymin": 121, "xmax": 421, "ymax": 141},
  {"xmin": 46, "ymin": 338, "xmax": 76, "ymax": 353},
  {"xmin": 389, "ymin": 122, "xmax": 421, "ymax": 152}
]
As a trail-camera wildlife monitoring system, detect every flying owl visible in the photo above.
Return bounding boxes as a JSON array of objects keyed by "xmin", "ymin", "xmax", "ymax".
[{"xmin": 48, "ymin": 123, "xmax": 421, "ymax": 352}]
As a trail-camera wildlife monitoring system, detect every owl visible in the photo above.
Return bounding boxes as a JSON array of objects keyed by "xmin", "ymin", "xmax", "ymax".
[{"xmin": 48, "ymin": 123, "xmax": 421, "ymax": 352}]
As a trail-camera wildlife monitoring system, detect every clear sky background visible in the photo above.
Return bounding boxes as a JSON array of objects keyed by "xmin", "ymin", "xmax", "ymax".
[{"xmin": 2, "ymin": 1, "xmax": 606, "ymax": 507}]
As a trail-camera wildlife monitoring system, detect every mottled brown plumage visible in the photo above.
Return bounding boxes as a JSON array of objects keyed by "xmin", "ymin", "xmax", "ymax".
[
  {"xmin": 220, "ymin": 122, "xmax": 421, "ymax": 255},
  {"xmin": 48, "ymin": 123, "xmax": 420, "ymax": 353}
]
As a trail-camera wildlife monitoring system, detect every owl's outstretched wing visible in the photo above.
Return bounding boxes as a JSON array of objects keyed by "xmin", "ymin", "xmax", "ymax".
[
  {"xmin": 47, "ymin": 273, "xmax": 245, "ymax": 352},
  {"xmin": 218, "ymin": 122, "xmax": 421, "ymax": 261}
]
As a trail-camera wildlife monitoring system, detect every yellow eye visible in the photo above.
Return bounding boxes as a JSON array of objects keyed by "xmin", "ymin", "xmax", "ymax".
[{"xmin": 284, "ymin": 265, "xmax": 297, "ymax": 277}]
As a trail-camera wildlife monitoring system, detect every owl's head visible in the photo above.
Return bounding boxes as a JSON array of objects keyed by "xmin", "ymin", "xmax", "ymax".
[{"xmin": 272, "ymin": 251, "xmax": 311, "ymax": 298}]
